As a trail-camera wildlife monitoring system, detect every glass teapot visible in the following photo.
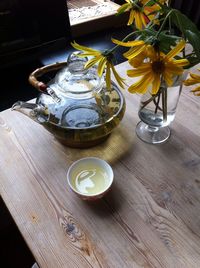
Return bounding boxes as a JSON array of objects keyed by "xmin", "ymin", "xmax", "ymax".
[{"xmin": 12, "ymin": 52, "xmax": 126, "ymax": 148}]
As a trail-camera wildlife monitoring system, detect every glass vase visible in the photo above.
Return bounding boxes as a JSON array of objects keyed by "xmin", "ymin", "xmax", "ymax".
[{"xmin": 136, "ymin": 74, "xmax": 185, "ymax": 144}]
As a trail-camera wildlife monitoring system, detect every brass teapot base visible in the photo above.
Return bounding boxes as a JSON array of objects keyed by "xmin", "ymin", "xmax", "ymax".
[{"xmin": 56, "ymin": 134, "xmax": 110, "ymax": 148}]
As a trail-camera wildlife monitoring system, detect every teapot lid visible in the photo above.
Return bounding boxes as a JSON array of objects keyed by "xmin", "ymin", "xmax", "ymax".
[{"xmin": 54, "ymin": 51, "xmax": 104, "ymax": 99}]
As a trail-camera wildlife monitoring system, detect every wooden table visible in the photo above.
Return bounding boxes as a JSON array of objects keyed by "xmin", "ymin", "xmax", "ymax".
[{"xmin": 1, "ymin": 61, "xmax": 200, "ymax": 268}]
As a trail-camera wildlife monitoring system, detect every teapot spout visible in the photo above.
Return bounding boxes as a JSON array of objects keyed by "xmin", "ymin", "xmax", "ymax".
[
  {"xmin": 12, "ymin": 101, "xmax": 48, "ymax": 124},
  {"xmin": 12, "ymin": 101, "xmax": 38, "ymax": 111}
]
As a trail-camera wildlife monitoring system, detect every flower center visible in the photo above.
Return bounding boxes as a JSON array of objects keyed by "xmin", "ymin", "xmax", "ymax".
[{"xmin": 152, "ymin": 61, "xmax": 165, "ymax": 74}]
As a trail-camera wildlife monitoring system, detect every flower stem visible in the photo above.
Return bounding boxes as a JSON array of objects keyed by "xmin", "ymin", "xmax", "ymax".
[
  {"xmin": 155, "ymin": 9, "xmax": 174, "ymax": 39},
  {"xmin": 154, "ymin": 92, "xmax": 161, "ymax": 114},
  {"xmin": 161, "ymin": 86, "xmax": 167, "ymax": 121},
  {"xmin": 140, "ymin": 91, "xmax": 160, "ymax": 110}
]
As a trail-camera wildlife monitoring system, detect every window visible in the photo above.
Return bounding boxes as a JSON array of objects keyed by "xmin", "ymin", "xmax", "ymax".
[{"xmin": 67, "ymin": 0, "xmax": 127, "ymax": 37}]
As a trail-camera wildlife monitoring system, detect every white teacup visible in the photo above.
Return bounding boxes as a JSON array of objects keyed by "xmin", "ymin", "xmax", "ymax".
[{"xmin": 67, "ymin": 157, "xmax": 114, "ymax": 201}]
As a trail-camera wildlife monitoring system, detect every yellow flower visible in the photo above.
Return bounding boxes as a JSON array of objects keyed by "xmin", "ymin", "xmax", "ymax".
[
  {"xmin": 71, "ymin": 41, "xmax": 125, "ymax": 89},
  {"xmin": 117, "ymin": 0, "xmax": 161, "ymax": 30},
  {"xmin": 127, "ymin": 40, "xmax": 189, "ymax": 94},
  {"xmin": 112, "ymin": 38, "xmax": 153, "ymax": 66},
  {"xmin": 184, "ymin": 70, "xmax": 200, "ymax": 96}
]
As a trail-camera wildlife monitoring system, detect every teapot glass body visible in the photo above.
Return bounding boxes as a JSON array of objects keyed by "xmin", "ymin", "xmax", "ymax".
[{"xmin": 12, "ymin": 52, "xmax": 126, "ymax": 148}]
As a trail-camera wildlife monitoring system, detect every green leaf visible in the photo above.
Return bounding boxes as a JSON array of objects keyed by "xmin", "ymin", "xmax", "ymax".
[
  {"xmin": 138, "ymin": 28, "xmax": 180, "ymax": 53},
  {"xmin": 171, "ymin": 9, "xmax": 200, "ymax": 61},
  {"xmin": 144, "ymin": 0, "xmax": 155, "ymax": 7},
  {"xmin": 171, "ymin": 10, "xmax": 196, "ymax": 34},
  {"xmin": 158, "ymin": 31, "xmax": 180, "ymax": 53},
  {"xmin": 184, "ymin": 54, "xmax": 199, "ymax": 68},
  {"xmin": 185, "ymin": 30, "xmax": 200, "ymax": 60}
]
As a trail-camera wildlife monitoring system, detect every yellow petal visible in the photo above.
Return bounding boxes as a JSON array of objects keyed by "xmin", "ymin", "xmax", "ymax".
[
  {"xmin": 190, "ymin": 73, "xmax": 200, "ymax": 81},
  {"xmin": 77, "ymin": 52, "xmax": 101, "ymax": 57},
  {"xmin": 111, "ymin": 38, "xmax": 144, "ymax": 47},
  {"xmin": 97, "ymin": 57, "xmax": 107, "ymax": 77},
  {"xmin": 128, "ymin": 73, "xmax": 154, "ymax": 94},
  {"xmin": 110, "ymin": 64, "xmax": 126, "ymax": 88},
  {"xmin": 152, "ymin": 74, "xmax": 161, "ymax": 94},
  {"xmin": 71, "ymin": 41, "xmax": 100, "ymax": 54},
  {"xmin": 135, "ymin": 11, "xmax": 143, "ymax": 30},
  {"xmin": 124, "ymin": 45, "xmax": 146, "ymax": 59},
  {"xmin": 191, "ymin": 86, "xmax": 200, "ymax": 96},
  {"xmin": 163, "ymin": 72, "xmax": 173, "ymax": 86},
  {"xmin": 165, "ymin": 40, "xmax": 186, "ymax": 60},
  {"xmin": 106, "ymin": 62, "xmax": 111, "ymax": 90},
  {"xmin": 173, "ymin": 59, "xmax": 189, "ymax": 67},
  {"xmin": 183, "ymin": 71, "xmax": 200, "ymax": 86},
  {"xmin": 147, "ymin": 45, "xmax": 157, "ymax": 60},
  {"xmin": 145, "ymin": 4, "xmax": 161, "ymax": 14},
  {"xmin": 165, "ymin": 63, "xmax": 184, "ymax": 75},
  {"xmin": 128, "ymin": 53, "xmax": 146, "ymax": 67},
  {"xmin": 191, "ymin": 85, "xmax": 200, "ymax": 92},
  {"xmin": 144, "ymin": 5, "xmax": 160, "ymax": 22},
  {"xmin": 127, "ymin": 63, "xmax": 152, "ymax": 77},
  {"xmin": 158, "ymin": 0, "xmax": 167, "ymax": 4},
  {"xmin": 84, "ymin": 56, "xmax": 101, "ymax": 69},
  {"xmin": 184, "ymin": 78, "xmax": 199, "ymax": 86},
  {"xmin": 140, "ymin": 12, "xmax": 147, "ymax": 28},
  {"xmin": 128, "ymin": 9, "xmax": 135, "ymax": 26}
]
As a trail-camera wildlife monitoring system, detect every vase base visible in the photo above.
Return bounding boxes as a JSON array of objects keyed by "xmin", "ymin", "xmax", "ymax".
[{"xmin": 136, "ymin": 121, "xmax": 170, "ymax": 144}]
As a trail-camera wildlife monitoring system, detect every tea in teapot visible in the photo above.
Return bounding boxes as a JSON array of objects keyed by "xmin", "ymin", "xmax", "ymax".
[{"xmin": 12, "ymin": 52, "xmax": 126, "ymax": 148}]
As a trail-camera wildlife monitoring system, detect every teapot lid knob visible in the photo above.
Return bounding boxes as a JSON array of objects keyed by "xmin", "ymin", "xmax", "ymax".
[
  {"xmin": 67, "ymin": 51, "xmax": 88, "ymax": 74},
  {"xmin": 54, "ymin": 50, "xmax": 104, "ymax": 98}
]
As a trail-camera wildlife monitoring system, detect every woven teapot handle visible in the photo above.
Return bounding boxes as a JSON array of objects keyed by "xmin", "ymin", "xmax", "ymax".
[{"xmin": 28, "ymin": 62, "xmax": 68, "ymax": 93}]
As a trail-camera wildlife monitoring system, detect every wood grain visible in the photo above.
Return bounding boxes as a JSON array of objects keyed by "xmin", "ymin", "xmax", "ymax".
[{"xmin": 0, "ymin": 61, "xmax": 200, "ymax": 267}]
